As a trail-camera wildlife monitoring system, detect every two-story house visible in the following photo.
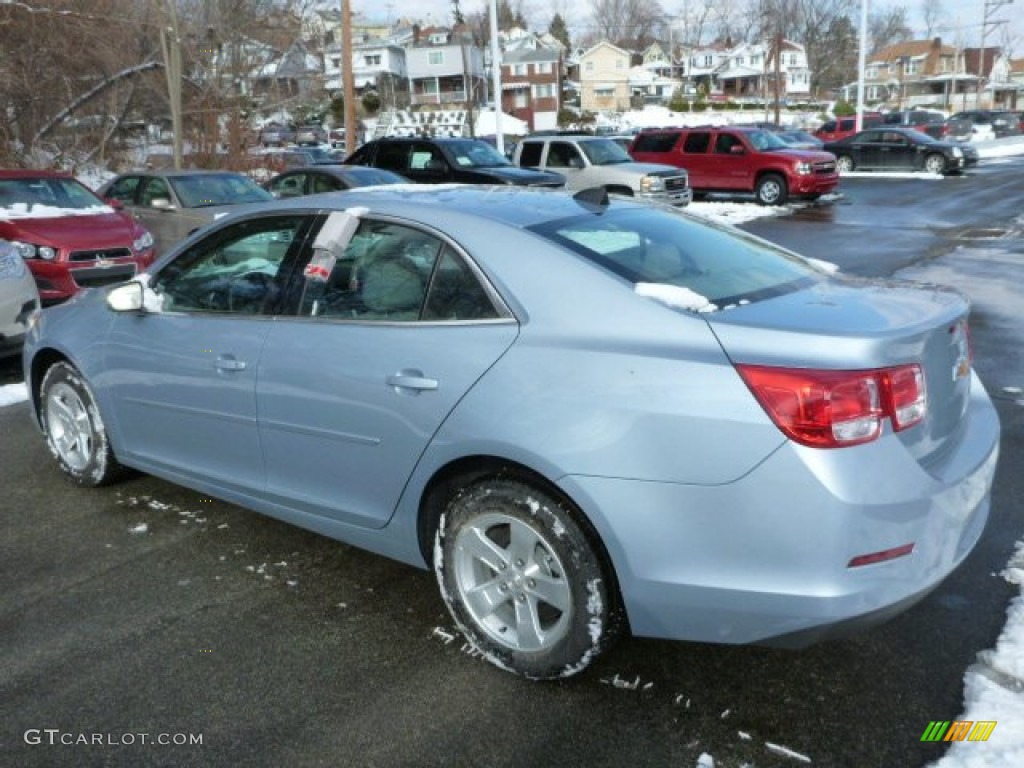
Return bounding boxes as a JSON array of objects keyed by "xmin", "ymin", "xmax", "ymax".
[
  {"xmin": 863, "ymin": 38, "xmax": 960, "ymax": 108},
  {"xmin": 578, "ymin": 41, "xmax": 632, "ymax": 112},
  {"xmin": 500, "ymin": 38, "xmax": 562, "ymax": 131},
  {"xmin": 324, "ymin": 40, "xmax": 408, "ymax": 107},
  {"xmin": 406, "ymin": 29, "xmax": 487, "ymax": 107},
  {"xmin": 716, "ymin": 40, "xmax": 812, "ymax": 101}
]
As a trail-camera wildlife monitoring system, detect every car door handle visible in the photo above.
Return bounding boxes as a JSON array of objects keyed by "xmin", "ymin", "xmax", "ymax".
[
  {"xmin": 386, "ymin": 371, "xmax": 438, "ymax": 392},
  {"xmin": 215, "ymin": 355, "xmax": 247, "ymax": 372}
]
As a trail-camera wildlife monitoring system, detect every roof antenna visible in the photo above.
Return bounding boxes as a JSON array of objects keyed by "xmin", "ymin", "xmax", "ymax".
[{"xmin": 573, "ymin": 187, "xmax": 610, "ymax": 210}]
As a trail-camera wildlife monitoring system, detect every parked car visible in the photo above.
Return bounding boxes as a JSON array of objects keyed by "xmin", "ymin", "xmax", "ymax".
[
  {"xmin": 0, "ymin": 240, "xmax": 40, "ymax": 358},
  {"xmin": 824, "ymin": 127, "xmax": 979, "ymax": 174},
  {"xmin": 950, "ymin": 110, "xmax": 1021, "ymax": 139},
  {"xmin": 881, "ymin": 109, "xmax": 949, "ymax": 137},
  {"xmin": 258, "ymin": 122, "xmax": 296, "ymax": 146},
  {"xmin": 99, "ymin": 170, "xmax": 273, "ymax": 256},
  {"xmin": 513, "ymin": 134, "xmax": 692, "ymax": 206},
  {"xmin": 813, "ymin": 113, "xmax": 883, "ymax": 142},
  {"xmin": 345, "ymin": 137, "xmax": 566, "ymax": 188},
  {"xmin": 265, "ymin": 165, "xmax": 408, "ymax": 198},
  {"xmin": 0, "ymin": 170, "xmax": 156, "ymax": 304},
  {"xmin": 23, "ymin": 185, "xmax": 999, "ymax": 679},
  {"xmin": 629, "ymin": 125, "xmax": 838, "ymax": 205},
  {"xmin": 294, "ymin": 124, "xmax": 328, "ymax": 145}
]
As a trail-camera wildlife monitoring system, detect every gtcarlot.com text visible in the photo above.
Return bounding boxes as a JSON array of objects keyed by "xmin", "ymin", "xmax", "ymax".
[{"xmin": 24, "ymin": 729, "xmax": 203, "ymax": 746}]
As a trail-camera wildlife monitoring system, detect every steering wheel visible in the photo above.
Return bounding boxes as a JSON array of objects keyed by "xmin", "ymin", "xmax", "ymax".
[{"xmin": 226, "ymin": 271, "xmax": 275, "ymax": 313}]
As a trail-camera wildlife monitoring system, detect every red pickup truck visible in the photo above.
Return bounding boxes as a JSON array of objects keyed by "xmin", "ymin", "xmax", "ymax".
[{"xmin": 629, "ymin": 126, "xmax": 839, "ymax": 205}]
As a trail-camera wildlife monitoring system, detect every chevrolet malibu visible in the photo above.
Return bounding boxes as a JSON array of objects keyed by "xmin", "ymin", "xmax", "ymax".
[{"xmin": 23, "ymin": 185, "xmax": 1000, "ymax": 679}]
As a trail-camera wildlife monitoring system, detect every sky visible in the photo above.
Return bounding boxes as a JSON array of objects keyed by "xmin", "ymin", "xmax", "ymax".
[{"xmin": 352, "ymin": 0, "xmax": 1023, "ymax": 53}]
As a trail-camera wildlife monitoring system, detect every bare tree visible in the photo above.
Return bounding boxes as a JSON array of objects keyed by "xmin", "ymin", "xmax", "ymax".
[
  {"xmin": 921, "ymin": 0, "xmax": 944, "ymax": 39},
  {"xmin": 869, "ymin": 4, "xmax": 913, "ymax": 53},
  {"xmin": 589, "ymin": 0, "xmax": 666, "ymax": 47}
]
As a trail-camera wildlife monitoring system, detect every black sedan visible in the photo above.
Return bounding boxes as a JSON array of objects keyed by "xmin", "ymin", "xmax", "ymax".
[
  {"xmin": 264, "ymin": 165, "xmax": 408, "ymax": 199},
  {"xmin": 825, "ymin": 127, "xmax": 978, "ymax": 175}
]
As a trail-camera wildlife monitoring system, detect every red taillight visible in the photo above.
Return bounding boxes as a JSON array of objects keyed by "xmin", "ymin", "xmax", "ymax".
[
  {"xmin": 737, "ymin": 364, "xmax": 926, "ymax": 448},
  {"xmin": 848, "ymin": 542, "xmax": 915, "ymax": 567}
]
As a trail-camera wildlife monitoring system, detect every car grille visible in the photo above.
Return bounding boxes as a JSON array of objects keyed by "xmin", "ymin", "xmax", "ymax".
[
  {"xmin": 69, "ymin": 247, "xmax": 133, "ymax": 263},
  {"xmin": 70, "ymin": 263, "xmax": 137, "ymax": 288},
  {"xmin": 814, "ymin": 161, "xmax": 837, "ymax": 175},
  {"xmin": 664, "ymin": 175, "xmax": 689, "ymax": 191}
]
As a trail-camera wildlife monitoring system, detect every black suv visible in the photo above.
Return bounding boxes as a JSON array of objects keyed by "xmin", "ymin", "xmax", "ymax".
[
  {"xmin": 950, "ymin": 110, "xmax": 1022, "ymax": 138},
  {"xmin": 344, "ymin": 137, "xmax": 565, "ymax": 187}
]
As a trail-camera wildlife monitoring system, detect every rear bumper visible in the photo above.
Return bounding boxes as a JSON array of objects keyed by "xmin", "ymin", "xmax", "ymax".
[{"xmin": 560, "ymin": 373, "xmax": 1000, "ymax": 645}]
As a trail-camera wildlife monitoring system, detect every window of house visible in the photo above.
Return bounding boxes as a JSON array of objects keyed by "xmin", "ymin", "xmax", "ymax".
[
  {"xmin": 364, "ymin": 54, "xmax": 381, "ymax": 67},
  {"xmin": 585, "ymin": 61, "xmax": 594, "ymax": 72},
  {"xmin": 428, "ymin": 51, "xmax": 444, "ymax": 66},
  {"xmin": 536, "ymin": 62, "xmax": 552, "ymax": 74},
  {"xmin": 533, "ymin": 83, "xmax": 554, "ymax": 99},
  {"xmin": 513, "ymin": 63, "xmax": 527, "ymax": 76}
]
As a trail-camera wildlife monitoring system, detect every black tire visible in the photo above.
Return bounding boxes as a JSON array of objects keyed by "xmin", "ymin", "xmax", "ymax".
[
  {"xmin": 434, "ymin": 478, "xmax": 622, "ymax": 679},
  {"xmin": 40, "ymin": 362, "xmax": 124, "ymax": 487},
  {"xmin": 754, "ymin": 173, "xmax": 788, "ymax": 205},
  {"xmin": 836, "ymin": 154, "xmax": 856, "ymax": 173},
  {"xmin": 924, "ymin": 153, "xmax": 947, "ymax": 175}
]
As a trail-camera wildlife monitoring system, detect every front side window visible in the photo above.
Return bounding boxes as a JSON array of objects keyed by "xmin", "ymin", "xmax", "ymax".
[
  {"xmin": 152, "ymin": 215, "xmax": 307, "ymax": 315},
  {"xmin": 268, "ymin": 173, "xmax": 307, "ymax": 198},
  {"xmin": 528, "ymin": 207, "xmax": 819, "ymax": 308},
  {"xmin": 104, "ymin": 176, "xmax": 142, "ymax": 204},
  {"xmin": 139, "ymin": 177, "xmax": 173, "ymax": 207}
]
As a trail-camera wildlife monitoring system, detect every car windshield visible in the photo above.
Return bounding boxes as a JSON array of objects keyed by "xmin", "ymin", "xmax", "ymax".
[
  {"xmin": 528, "ymin": 206, "xmax": 820, "ymax": 307},
  {"xmin": 170, "ymin": 173, "xmax": 274, "ymax": 208},
  {"xmin": 747, "ymin": 130, "xmax": 791, "ymax": 151},
  {"xmin": 446, "ymin": 140, "xmax": 513, "ymax": 168},
  {"xmin": 578, "ymin": 138, "xmax": 633, "ymax": 165},
  {"xmin": 0, "ymin": 177, "xmax": 107, "ymax": 215}
]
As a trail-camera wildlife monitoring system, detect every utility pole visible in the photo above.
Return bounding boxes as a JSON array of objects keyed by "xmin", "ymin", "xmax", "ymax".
[
  {"xmin": 341, "ymin": 0, "xmax": 357, "ymax": 153},
  {"xmin": 158, "ymin": 0, "xmax": 184, "ymax": 169},
  {"xmin": 977, "ymin": 0, "xmax": 1012, "ymax": 109}
]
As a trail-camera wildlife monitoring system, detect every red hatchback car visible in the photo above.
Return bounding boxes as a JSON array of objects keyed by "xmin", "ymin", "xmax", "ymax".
[{"xmin": 0, "ymin": 170, "xmax": 156, "ymax": 305}]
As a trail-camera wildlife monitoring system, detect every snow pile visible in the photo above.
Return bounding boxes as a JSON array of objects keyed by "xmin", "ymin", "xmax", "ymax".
[
  {"xmin": 928, "ymin": 543, "xmax": 1024, "ymax": 767},
  {"xmin": 0, "ymin": 383, "xmax": 28, "ymax": 407}
]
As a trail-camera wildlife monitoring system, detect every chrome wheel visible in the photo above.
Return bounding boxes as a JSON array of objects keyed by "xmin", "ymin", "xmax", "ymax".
[
  {"xmin": 452, "ymin": 512, "xmax": 572, "ymax": 652},
  {"xmin": 39, "ymin": 362, "xmax": 123, "ymax": 486},
  {"xmin": 836, "ymin": 155, "xmax": 855, "ymax": 172},
  {"xmin": 435, "ymin": 479, "xmax": 622, "ymax": 679},
  {"xmin": 924, "ymin": 153, "xmax": 947, "ymax": 174},
  {"xmin": 755, "ymin": 173, "xmax": 787, "ymax": 205},
  {"xmin": 45, "ymin": 381, "xmax": 94, "ymax": 472}
]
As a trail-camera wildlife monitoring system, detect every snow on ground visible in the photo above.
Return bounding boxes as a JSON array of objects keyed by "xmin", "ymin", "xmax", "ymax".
[
  {"xmin": 898, "ymin": 241, "xmax": 1024, "ymax": 767},
  {"xmin": 0, "ymin": 382, "xmax": 28, "ymax": 407}
]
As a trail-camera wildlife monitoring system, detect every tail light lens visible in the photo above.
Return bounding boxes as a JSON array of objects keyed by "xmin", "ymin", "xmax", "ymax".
[{"xmin": 737, "ymin": 364, "xmax": 927, "ymax": 448}]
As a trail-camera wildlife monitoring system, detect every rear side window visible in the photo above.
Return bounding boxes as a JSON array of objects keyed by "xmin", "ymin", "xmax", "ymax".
[
  {"xmin": 375, "ymin": 143, "xmax": 410, "ymax": 172},
  {"xmin": 682, "ymin": 132, "xmax": 711, "ymax": 153},
  {"xmin": 528, "ymin": 207, "xmax": 818, "ymax": 308},
  {"xmin": 632, "ymin": 132, "xmax": 679, "ymax": 153},
  {"xmin": 518, "ymin": 142, "xmax": 543, "ymax": 166}
]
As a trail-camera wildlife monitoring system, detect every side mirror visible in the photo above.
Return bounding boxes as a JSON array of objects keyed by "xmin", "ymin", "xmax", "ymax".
[
  {"xmin": 107, "ymin": 281, "xmax": 145, "ymax": 312},
  {"xmin": 150, "ymin": 198, "xmax": 174, "ymax": 210}
]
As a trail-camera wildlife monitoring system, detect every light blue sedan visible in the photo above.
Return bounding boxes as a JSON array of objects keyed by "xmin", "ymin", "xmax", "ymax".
[{"xmin": 22, "ymin": 185, "xmax": 1000, "ymax": 679}]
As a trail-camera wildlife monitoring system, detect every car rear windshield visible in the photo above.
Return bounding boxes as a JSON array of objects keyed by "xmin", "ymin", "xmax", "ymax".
[{"xmin": 528, "ymin": 206, "xmax": 820, "ymax": 307}]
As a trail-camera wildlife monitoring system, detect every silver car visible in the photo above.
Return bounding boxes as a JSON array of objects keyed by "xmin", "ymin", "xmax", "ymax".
[
  {"xmin": 99, "ymin": 170, "xmax": 273, "ymax": 256},
  {"xmin": 0, "ymin": 240, "xmax": 41, "ymax": 359},
  {"xmin": 23, "ymin": 186, "xmax": 1000, "ymax": 679}
]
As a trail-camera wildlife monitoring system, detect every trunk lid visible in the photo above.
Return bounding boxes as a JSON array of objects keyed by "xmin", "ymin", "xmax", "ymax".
[{"xmin": 707, "ymin": 276, "xmax": 973, "ymax": 464}]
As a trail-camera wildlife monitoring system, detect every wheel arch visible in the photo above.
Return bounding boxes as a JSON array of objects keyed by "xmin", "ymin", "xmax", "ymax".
[
  {"xmin": 416, "ymin": 454, "xmax": 626, "ymax": 617},
  {"xmin": 28, "ymin": 347, "xmax": 72, "ymax": 426}
]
